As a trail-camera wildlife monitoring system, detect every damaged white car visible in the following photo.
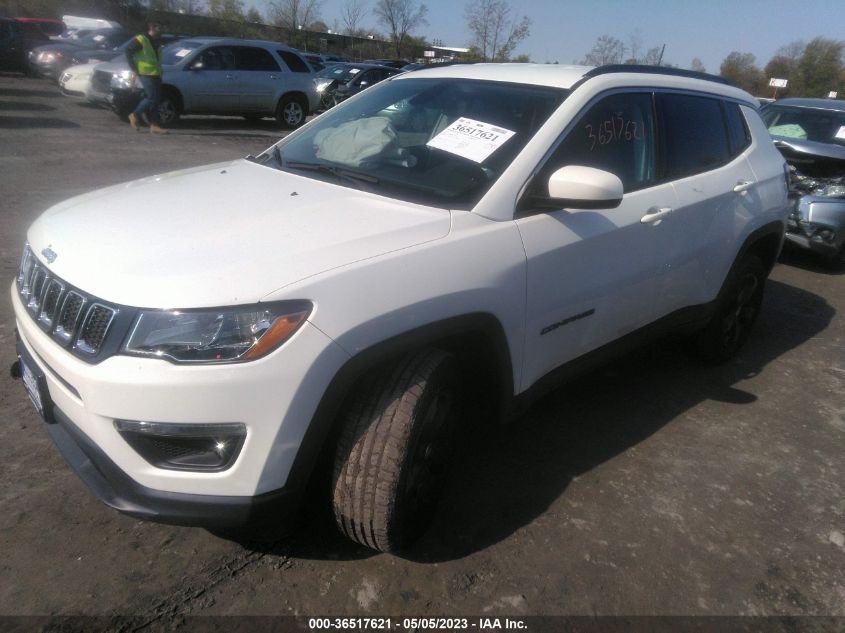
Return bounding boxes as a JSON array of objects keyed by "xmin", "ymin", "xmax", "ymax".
[{"xmin": 762, "ymin": 98, "xmax": 845, "ymax": 265}]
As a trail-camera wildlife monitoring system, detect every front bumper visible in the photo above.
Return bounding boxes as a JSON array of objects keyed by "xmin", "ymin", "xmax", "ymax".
[
  {"xmin": 16, "ymin": 339, "xmax": 297, "ymax": 527},
  {"xmin": 785, "ymin": 196, "xmax": 845, "ymax": 259},
  {"xmin": 11, "ymin": 281, "xmax": 349, "ymax": 504}
]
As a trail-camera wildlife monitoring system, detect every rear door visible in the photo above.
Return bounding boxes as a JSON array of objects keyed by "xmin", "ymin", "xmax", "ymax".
[
  {"xmin": 651, "ymin": 93, "xmax": 761, "ymax": 317},
  {"xmin": 235, "ymin": 46, "xmax": 281, "ymax": 112}
]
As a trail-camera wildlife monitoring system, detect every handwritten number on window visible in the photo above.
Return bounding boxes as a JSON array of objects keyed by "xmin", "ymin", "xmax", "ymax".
[{"xmin": 584, "ymin": 114, "xmax": 645, "ymax": 150}]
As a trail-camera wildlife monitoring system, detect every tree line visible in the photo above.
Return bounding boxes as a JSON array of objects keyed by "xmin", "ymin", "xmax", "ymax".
[
  {"xmin": 720, "ymin": 38, "xmax": 844, "ymax": 98},
  {"xmin": 578, "ymin": 32, "xmax": 844, "ymax": 98},
  {"xmin": 2, "ymin": 0, "xmax": 534, "ymax": 61}
]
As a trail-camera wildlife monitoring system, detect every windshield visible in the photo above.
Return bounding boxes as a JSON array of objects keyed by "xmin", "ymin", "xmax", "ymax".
[
  {"xmin": 75, "ymin": 30, "xmax": 120, "ymax": 48},
  {"xmin": 269, "ymin": 77, "xmax": 567, "ymax": 209},
  {"xmin": 762, "ymin": 105, "xmax": 845, "ymax": 146},
  {"xmin": 161, "ymin": 40, "xmax": 203, "ymax": 65}
]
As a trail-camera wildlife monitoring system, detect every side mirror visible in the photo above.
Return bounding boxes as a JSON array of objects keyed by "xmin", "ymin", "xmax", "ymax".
[
  {"xmin": 359, "ymin": 80, "xmax": 369, "ymax": 87},
  {"xmin": 535, "ymin": 165, "xmax": 624, "ymax": 210},
  {"xmin": 189, "ymin": 61, "xmax": 203, "ymax": 71}
]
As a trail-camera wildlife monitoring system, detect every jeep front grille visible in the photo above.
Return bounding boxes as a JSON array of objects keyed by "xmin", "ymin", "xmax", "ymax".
[{"xmin": 16, "ymin": 243, "xmax": 119, "ymax": 358}]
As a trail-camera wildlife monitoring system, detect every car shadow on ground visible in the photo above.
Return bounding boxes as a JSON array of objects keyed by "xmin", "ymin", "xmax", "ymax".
[
  {"xmin": 778, "ymin": 244, "xmax": 844, "ymax": 275},
  {"xmin": 218, "ymin": 279, "xmax": 834, "ymax": 563},
  {"xmin": 0, "ymin": 101, "xmax": 55, "ymax": 111},
  {"xmin": 160, "ymin": 116, "xmax": 291, "ymax": 138},
  {"xmin": 0, "ymin": 115, "xmax": 78, "ymax": 129},
  {"xmin": 0, "ymin": 84, "xmax": 60, "ymax": 99}
]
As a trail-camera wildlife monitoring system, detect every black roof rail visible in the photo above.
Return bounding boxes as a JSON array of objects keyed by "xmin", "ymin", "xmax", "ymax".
[{"xmin": 582, "ymin": 64, "xmax": 734, "ymax": 87}]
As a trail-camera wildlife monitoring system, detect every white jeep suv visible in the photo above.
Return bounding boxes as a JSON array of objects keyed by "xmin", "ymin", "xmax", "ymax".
[{"xmin": 11, "ymin": 64, "xmax": 789, "ymax": 553}]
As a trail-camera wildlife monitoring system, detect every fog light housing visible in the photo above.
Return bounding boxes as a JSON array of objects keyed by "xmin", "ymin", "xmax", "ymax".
[{"xmin": 114, "ymin": 420, "xmax": 246, "ymax": 472}]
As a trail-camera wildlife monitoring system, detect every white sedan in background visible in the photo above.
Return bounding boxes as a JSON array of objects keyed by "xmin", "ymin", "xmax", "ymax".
[{"xmin": 59, "ymin": 61, "xmax": 101, "ymax": 99}]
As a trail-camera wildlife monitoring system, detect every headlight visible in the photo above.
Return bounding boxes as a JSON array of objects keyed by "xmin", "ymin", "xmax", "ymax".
[
  {"xmin": 122, "ymin": 301, "xmax": 311, "ymax": 363},
  {"xmin": 110, "ymin": 69, "xmax": 138, "ymax": 90},
  {"xmin": 315, "ymin": 79, "xmax": 332, "ymax": 93}
]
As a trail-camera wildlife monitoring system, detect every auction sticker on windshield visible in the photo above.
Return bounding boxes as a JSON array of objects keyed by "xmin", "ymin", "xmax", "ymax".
[{"xmin": 427, "ymin": 117, "xmax": 516, "ymax": 163}]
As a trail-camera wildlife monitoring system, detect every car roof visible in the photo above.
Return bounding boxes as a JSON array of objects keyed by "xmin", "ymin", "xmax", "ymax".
[
  {"xmin": 182, "ymin": 37, "xmax": 298, "ymax": 50},
  {"xmin": 396, "ymin": 63, "xmax": 755, "ymax": 102},
  {"xmin": 769, "ymin": 98, "xmax": 845, "ymax": 113}
]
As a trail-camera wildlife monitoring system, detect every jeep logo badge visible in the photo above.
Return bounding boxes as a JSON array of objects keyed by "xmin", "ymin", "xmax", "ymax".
[{"xmin": 41, "ymin": 247, "xmax": 57, "ymax": 264}]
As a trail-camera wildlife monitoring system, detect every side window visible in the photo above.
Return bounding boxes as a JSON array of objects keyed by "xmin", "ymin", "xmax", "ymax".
[
  {"xmin": 278, "ymin": 50, "xmax": 311, "ymax": 73},
  {"xmin": 355, "ymin": 70, "xmax": 376, "ymax": 86},
  {"xmin": 537, "ymin": 92, "xmax": 656, "ymax": 194},
  {"xmin": 724, "ymin": 101, "xmax": 751, "ymax": 156},
  {"xmin": 0, "ymin": 21, "xmax": 11, "ymax": 41},
  {"xmin": 658, "ymin": 93, "xmax": 730, "ymax": 179},
  {"xmin": 237, "ymin": 46, "xmax": 280, "ymax": 71},
  {"xmin": 198, "ymin": 46, "xmax": 236, "ymax": 71}
]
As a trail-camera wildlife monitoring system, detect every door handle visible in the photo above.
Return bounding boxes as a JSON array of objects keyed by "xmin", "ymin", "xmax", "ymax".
[
  {"xmin": 640, "ymin": 206, "xmax": 674, "ymax": 224},
  {"xmin": 733, "ymin": 180, "xmax": 754, "ymax": 193},
  {"xmin": 225, "ymin": 73, "xmax": 236, "ymax": 80},
  {"xmin": 269, "ymin": 74, "xmax": 278, "ymax": 79}
]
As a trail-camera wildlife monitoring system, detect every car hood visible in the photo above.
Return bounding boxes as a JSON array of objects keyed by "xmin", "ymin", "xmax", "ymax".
[
  {"xmin": 92, "ymin": 58, "xmax": 128, "ymax": 74},
  {"xmin": 31, "ymin": 42, "xmax": 85, "ymax": 55},
  {"xmin": 27, "ymin": 160, "xmax": 451, "ymax": 309},
  {"xmin": 773, "ymin": 137, "xmax": 845, "ymax": 163},
  {"xmin": 70, "ymin": 46, "xmax": 122, "ymax": 61},
  {"xmin": 92, "ymin": 59, "xmax": 176, "ymax": 75}
]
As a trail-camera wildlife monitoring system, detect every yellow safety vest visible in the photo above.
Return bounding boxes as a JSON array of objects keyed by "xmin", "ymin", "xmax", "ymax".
[{"xmin": 133, "ymin": 34, "xmax": 162, "ymax": 77}]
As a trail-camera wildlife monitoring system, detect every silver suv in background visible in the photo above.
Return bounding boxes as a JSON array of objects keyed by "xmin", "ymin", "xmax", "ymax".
[{"xmin": 89, "ymin": 38, "xmax": 319, "ymax": 128}]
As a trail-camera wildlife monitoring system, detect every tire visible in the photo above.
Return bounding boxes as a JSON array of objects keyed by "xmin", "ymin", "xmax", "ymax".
[
  {"xmin": 156, "ymin": 91, "xmax": 180, "ymax": 126},
  {"xmin": 332, "ymin": 349, "xmax": 462, "ymax": 553},
  {"xmin": 276, "ymin": 95, "xmax": 306, "ymax": 129},
  {"xmin": 692, "ymin": 254, "xmax": 766, "ymax": 363},
  {"xmin": 114, "ymin": 107, "xmax": 131, "ymax": 123}
]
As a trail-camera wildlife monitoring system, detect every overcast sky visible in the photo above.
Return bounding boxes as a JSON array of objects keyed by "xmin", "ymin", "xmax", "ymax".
[{"xmin": 255, "ymin": 0, "xmax": 843, "ymax": 71}]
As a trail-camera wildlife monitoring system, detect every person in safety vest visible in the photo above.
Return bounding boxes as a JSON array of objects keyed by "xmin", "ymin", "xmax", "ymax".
[{"xmin": 125, "ymin": 22, "xmax": 168, "ymax": 134}]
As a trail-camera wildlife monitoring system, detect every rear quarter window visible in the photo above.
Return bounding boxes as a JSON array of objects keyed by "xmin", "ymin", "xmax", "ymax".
[
  {"xmin": 724, "ymin": 101, "xmax": 751, "ymax": 156},
  {"xmin": 658, "ymin": 93, "xmax": 730, "ymax": 179},
  {"xmin": 278, "ymin": 50, "xmax": 311, "ymax": 73}
]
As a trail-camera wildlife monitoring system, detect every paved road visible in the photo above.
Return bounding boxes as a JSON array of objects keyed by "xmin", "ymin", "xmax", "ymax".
[{"xmin": 0, "ymin": 73, "xmax": 843, "ymax": 624}]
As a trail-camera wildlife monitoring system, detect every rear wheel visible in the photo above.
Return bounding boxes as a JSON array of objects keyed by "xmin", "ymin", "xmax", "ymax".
[
  {"xmin": 332, "ymin": 349, "xmax": 462, "ymax": 553},
  {"xmin": 692, "ymin": 254, "xmax": 766, "ymax": 362},
  {"xmin": 276, "ymin": 95, "xmax": 307, "ymax": 129}
]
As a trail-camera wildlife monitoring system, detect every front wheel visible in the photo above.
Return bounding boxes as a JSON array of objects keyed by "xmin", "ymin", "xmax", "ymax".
[
  {"xmin": 692, "ymin": 254, "xmax": 766, "ymax": 363},
  {"xmin": 332, "ymin": 349, "xmax": 463, "ymax": 553},
  {"xmin": 156, "ymin": 92, "xmax": 180, "ymax": 126},
  {"xmin": 276, "ymin": 95, "xmax": 306, "ymax": 129}
]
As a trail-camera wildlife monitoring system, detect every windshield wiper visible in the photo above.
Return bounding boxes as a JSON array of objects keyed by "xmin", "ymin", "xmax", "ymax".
[
  {"xmin": 284, "ymin": 160, "xmax": 379, "ymax": 188},
  {"xmin": 247, "ymin": 146, "xmax": 283, "ymax": 166}
]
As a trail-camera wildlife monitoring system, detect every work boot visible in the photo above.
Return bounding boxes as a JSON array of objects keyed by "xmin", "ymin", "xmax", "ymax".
[
  {"xmin": 127, "ymin": 112, "xmax": 140, "ymax": 131},
  {"xmin": 149, "ymin": 124, "xmax": 169, "ymax": 135}
]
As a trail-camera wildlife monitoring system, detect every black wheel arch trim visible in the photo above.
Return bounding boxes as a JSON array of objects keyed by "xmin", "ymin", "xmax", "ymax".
[
  {"xmin": 735, "ymin": 219, "xmax": 786, "ymax": 275},
  {"xmin": 161, "ymin": 84, "xmax": 184, "ymax": 111},
  {"xmin": 278, "ymin": 312, "xmax": 515, "ymax": 498}
]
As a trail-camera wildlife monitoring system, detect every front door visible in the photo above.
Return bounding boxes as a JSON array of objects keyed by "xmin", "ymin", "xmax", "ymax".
[
  {"xmin": 182, "ymin": 45, "xmax": 239, "ymax": 113},
  {"xmin": 516, "ymin": 91, "xmax": 676, "ymax": 390}
]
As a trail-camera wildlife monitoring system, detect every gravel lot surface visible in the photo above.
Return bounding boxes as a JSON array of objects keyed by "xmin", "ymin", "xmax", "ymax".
[{"xmin": 0, "ymin": 73, "xmax": 843, "ymax": 626}]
